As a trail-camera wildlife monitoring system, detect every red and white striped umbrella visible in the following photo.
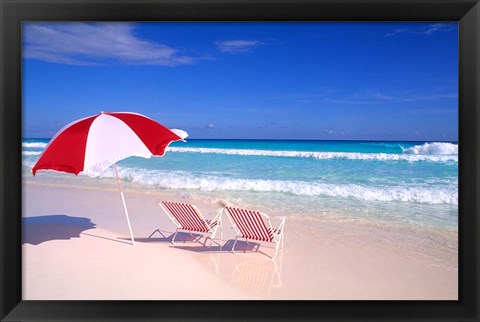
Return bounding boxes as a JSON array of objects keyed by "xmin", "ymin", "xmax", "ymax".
[
  {"xmin": 33, "ymin": 111, "xmax": 187, "ymax": 176},
  {"xmin": 32, "ymin": 111, "xmax": 188, "ymax": 244}
]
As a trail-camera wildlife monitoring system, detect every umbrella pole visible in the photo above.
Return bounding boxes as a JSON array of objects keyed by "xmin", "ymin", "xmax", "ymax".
[{"xmin": 113, "ymin": 163, "xmax": 135, "ymax": 245}]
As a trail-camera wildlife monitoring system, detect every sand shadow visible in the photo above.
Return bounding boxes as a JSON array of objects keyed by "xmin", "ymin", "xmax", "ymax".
[
  {"xmin": 22, "ymin": 214, "xmax": 96, "ymax": 245},
  {"xmin": 80, "ymin": 232, "xmax": 132, "ymax": 245},
  {"xmin": 118, "ymin": 230, "xmax": 203, "ymax": 243},
  {"xmin": 174, "ymin": 239, "xmax": 260, "ymax": 253}
]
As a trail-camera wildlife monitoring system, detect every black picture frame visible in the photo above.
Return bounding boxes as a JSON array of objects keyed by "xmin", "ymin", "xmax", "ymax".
[{"xmin": 1, "ymin": 0, "xmax": 479, "ymax": 321}]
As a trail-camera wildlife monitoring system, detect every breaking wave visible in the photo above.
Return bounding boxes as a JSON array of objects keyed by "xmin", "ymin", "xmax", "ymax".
[
  {"xmin": 22, "ymin": 151, "xmax": 42, "ymax": 156},
  {"xmin": 99, "ymin": 168, "xmax": 457, "ymax": 205},
  {"xmin": 166, "ymin": 145, "xmax": 458, "ymax": 163},
  {"xmin": 22, "ymin": 141, "xmax": 459, "ymax": 163},
  {"xmin": 401, "ymin": 142, "xmax": 458, "ymax": 155},
  {"xmin": 22, "ymin": 142, "xmax": 48, "ymax": 148}
]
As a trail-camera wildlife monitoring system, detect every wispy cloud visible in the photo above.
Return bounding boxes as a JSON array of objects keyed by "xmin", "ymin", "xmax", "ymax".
[
  {"xmin": 278, "ymin": 89, "xmax": 457, "ymax": 106},
  {"xmin": 418, "ymin": 23, "xmax": 457, "ymax": 35},
  {"xmin": 204, "ymin": 123, "xmax": 217, "ymax": 129},
  {"xmin": 23, "ymin": 22, "xmax": 199, "ymax": 66},
  {"xmin": 385, "ymin": 23, "xmax": 457, "ymax": 37},
  {"xmin": 215, "ymin": 40, "xmax": 261, "ymax": 54},
  {"xmin": 322, "ymin": 129, "xmax": 348, "ymax": 136},
  {"xmin": 329, "ymin": 91, "xmax": 457, "ymax": 105},
  {"xmin": 370, "ymin": 91, "xmax": 457, "ymax": 102},
  {"xmin": 403, "ymin": 107, "xmax": 457, "ymax": 115}
]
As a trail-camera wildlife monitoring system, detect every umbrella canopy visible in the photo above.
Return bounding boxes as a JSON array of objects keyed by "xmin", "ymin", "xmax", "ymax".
[
  {"xmin": 32, "ymin": 111, "xmax": 188, "ymax": 245},
  {"xmin": 33, "ymin": 111, "xmax": 187, "ymax": 176}
]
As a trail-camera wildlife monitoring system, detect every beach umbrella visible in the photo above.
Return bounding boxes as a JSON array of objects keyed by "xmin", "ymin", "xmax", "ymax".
[{"xmin": 32, "ymin": 111, "xmax": 188, "ymax": 245}]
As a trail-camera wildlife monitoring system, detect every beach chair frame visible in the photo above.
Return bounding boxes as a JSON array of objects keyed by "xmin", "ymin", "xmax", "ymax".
[
  {"xmin": 159, "ymin": 201, "xmax": 223, "ymax": 246},
  {"xmin": 223, "ymin": 207, "xmax": 286, "ymax": 260}
]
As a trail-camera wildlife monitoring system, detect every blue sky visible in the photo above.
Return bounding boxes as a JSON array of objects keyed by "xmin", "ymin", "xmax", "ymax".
[{"xmin": 22, "ymin": 22, "xmax": 458, "ymax": 140}]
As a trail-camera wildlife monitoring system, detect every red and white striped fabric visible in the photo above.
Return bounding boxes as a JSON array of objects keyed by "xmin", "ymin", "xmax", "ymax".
[
  {"xmin": 161, "ymin": 201, "xmax": 218, "ymax": 233},
  {"xmin": 32, "ymin": 112, "xmax": 188, "ymax": 177},
  {"xmin": 225, "ymin": 207, "xmax": 277, "ymax": 242}
]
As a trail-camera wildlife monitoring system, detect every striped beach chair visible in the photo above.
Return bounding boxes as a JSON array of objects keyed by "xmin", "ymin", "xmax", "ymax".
[
  {"xmin": 223, "ymin": 206, "xmax": 286, "ymax": 260},
  {"xmin": 159, "ymin": 201, "xmax": 222, "ymax": 246}
]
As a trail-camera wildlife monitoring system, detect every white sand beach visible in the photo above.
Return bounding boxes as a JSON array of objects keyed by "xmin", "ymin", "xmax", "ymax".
[{"xmin": 22, "ymin": 176, "xmax": 458, "ymax": 300}]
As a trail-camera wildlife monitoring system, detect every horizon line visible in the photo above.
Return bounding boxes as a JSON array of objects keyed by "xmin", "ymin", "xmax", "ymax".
[{"xmin": 22, "ymin": 137, "xmax": 459, "ymax": 143}]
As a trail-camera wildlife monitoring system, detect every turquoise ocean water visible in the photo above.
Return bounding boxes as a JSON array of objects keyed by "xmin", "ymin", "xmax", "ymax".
[{"xmin": 22, "ymin": 139, "xmax": 458, "ymax": 230}]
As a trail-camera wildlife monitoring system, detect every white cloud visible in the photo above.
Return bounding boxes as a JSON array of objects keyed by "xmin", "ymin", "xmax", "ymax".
[
  {"xmin": 418, "ymin": 23, "xmax": 457, "ymax": 35},
  {"xmin": 370, "ymin": 91, "xmax": 457, "ymax": 102},
  {"xmin": 215, "ymin": 40, "xmax": 261, "ymax": 53},
  {"xmin": 403, "ymin": 107, "xmax": 457, "ymax": 115},
  {"xmin": 281, "ymin": 90, "xmax": 457, "ymax": 106},
  {"xmin": 23, "ymin": 22, "xmax": 197, "ymax": 66},
  {"xmin": 385, "ymin": 23, "xmax": 456, "ymax": 37},
  {"xmin": 385, "ymin": 29, "xmax": 409, "ymax": 37}
]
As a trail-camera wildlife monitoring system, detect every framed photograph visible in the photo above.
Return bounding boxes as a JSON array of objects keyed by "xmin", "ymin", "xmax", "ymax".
[{"xmin": 1, "ymin": 0, "xmax": 479, "ymax": 321}]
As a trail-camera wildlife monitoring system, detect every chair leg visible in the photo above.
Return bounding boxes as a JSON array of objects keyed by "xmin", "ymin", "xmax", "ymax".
[
  {"xmin": 220, "ymin": 230, "xmax": 223, "ymax": 250},
  {"xmin": 270, "ymin": 234, "xmax": 284, "ymax": 260},
  {"xmin": 203, "ymin": 236, "xmax": 210, "ymax": 246},
  {"xmin": 148, "ymin": 229, "xmax": 162, "ymax": 238},
  {"xmin": 207, "ymin": 235, "xmax": 214, "ymax": 247},
  {"xmin": 210, "ymin": 231, "xmax": 223, "ymax": 247},
  {"xmin": 271, "ymin": 240, "xmax": 280, "ymax": 260},
  {"xmin": 231, "ymin": 236, "xmax": 239, "ymax": 254},
  {"xmin": 171, "ymin": 228, "xmax": 179, "ymax": 245},
  {"xmin": 204, "ymin": 232, "xmax": 217, "ymax": 247},
  {"xmin": 207, "ymin": 225, "xmax": 221, "ymax": 248}
]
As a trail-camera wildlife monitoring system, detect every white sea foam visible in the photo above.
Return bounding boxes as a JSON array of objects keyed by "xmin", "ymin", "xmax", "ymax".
[
  {"xmin": 22, "ymin": 142, "xmax": 48, "ymax": 148},
  {"xmin": 22, "ymin": 141, "xmax": 458, "ymax": 163},
  {"xmin": 166, "ymin": 146, "xmax": 458, "ymax": 163},
  {"xmin": 100, "ymin": 168, "xmax": 457, "ymax": 205},
  {"xmin": 401, "ymin": 142, "xmax": 458, "ymax": 155},
  {"xmin": 22, "ymin": 151, "xmax": 42, "ymax": 156}
]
